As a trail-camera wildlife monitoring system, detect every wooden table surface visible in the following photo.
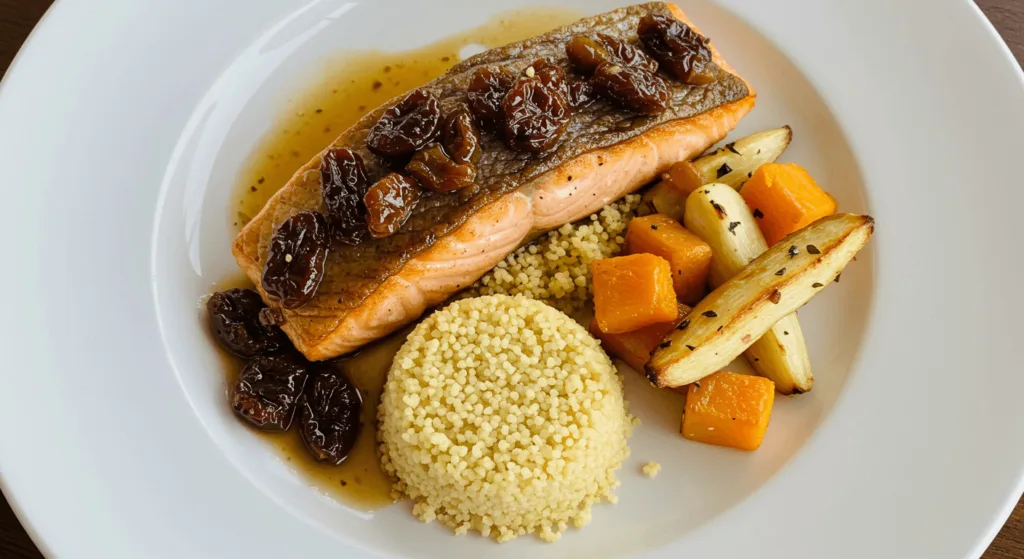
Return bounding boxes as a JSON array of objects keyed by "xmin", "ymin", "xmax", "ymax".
[{"xmin": 0, "ymin": 0, "xmax": 1022, "ymax": 557}]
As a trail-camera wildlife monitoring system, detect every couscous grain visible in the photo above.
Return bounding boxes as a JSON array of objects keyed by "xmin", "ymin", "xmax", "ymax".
[
  {"xmin": 378, "ymin": 295, "xmax": 632, "ymax": 542},
  {"xmin": 642, "ymin": 461, "xmax": 662, "ymax": 478},
  {"xmin": 464, "ymin": 195, "xmax": 641, "ymax": 315}
]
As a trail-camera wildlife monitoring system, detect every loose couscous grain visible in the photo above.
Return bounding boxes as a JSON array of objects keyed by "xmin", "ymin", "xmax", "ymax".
[
  {"xmin": 464, "ymin": 195, "xmax": 641, "ymax": 315},
  {"xmin": 642, "ymin": 461, "xmax": 662, "ymax": 478},
  {"xmin": 378, "ymin": 295, "xmax": 632, "ymax": 542}
]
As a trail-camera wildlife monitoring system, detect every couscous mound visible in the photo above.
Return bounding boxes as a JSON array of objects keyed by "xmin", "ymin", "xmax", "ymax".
[{"xmin": 378, "ymin": 295, "xmax": 632, "ymax": 542}]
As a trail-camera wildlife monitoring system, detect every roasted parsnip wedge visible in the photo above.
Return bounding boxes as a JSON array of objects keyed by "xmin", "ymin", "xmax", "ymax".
[
  {"xmin": 684, "ymin": 183, "xmax": 813, "ymax": 394},
  {"xmin": 646, "ymin": 213, "xmax": 873, "ymax": 388},
  {"xmin": 693, "ymin": 126, "xmax": 792, "ymax": 189},
  {"xmin": 640, "ymin": 126, "xmax": 793, "ymax": 219}
]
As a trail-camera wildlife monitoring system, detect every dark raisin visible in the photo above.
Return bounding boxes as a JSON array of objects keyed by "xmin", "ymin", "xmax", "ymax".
[
  {"xmin": 467, "ymin": 66, "xmax": 515, "ymax": 128},
  {"xmin": 565, "ymin": 34, "xmax": 657, "ymax": 75},
  {"xmin": 565, "ymin": 36, "xmax": 611, "ymax": 74},
  {"xmin": 366, "ymin": 89, "xmax": 442, "ymax": 158},
  {"xmin": 528, "ymin": 58, "xmax": 570, "ymax": 98},
  {"xmin": 299, "ymin": 365, "xmax": 362, "ymax": 465},
  {"xmin": 596, "ymin": 33, "xmax": 658, "ymax": 73},
  {"xmin": 231, "ymin": 354, "xmax": 310, "ymax": 431},
  {"xmin": 637, "ymin": 14, "xmax": 717, "ymax": 85},
  {"xmin": 567, "ymin": 77, "xmax": 596, "ymax": 108},
  {"xmin": 592, "ymin": 62, "xmax": 669, "ymax": 114},
  {"xmin": 363, "ymin": 173, "xmax": 422, "ymax": 238},
  {"xmin": 501, "ymin": 71, "xmax": 571, "ymax": 152},
  {"xmin": 320, "ymin": 148, "xmax": 369, "ymax": 244},
  {"xmin": 262, "ymin": 212, "xmax": 330, "ymax": 309},
  {"xmin": 406, "ymin": 143, "xmax": 476, "ymax": 193},
  {"xmin": 207, "ymin": 289, "xmax": 287, "ymax": 358},
  {"xmin": 441, "ymin": 107, "xmax": 481, "ymax": 164}
]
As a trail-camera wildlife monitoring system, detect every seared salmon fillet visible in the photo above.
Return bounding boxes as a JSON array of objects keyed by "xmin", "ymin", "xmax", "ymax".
[{"xmin": 233, "ymin": 2, "xmax": 755, "ymax": 360}]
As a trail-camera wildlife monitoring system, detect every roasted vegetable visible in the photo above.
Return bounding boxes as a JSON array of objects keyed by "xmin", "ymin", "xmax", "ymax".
[
  {"xmin": 625, "ymin": 214, "xmax": 712, "ymax": 305},
  {"xmin": 741, "ymin": 162, "xmax": 837, "ymax": 246},
  {"xmin": 683, "ymin": 184, "xmax": 813, "ymax": 394},
  {"xmin": 681, "ymin": 371, "xmax": 775, "ymax": 451},
  {"xmin": 638, "ymin": 160, "xmax": 702, "ymax": 220},
  {"xmin": 640, "ymin": 126, "xmax": 792, "ymax": 219},
  {"xmin": 646, "ymin": 213, "xmax": 874, "ymax": 388},
  {"xmin": 694, "ymin": 126, "xmax": 792, "ymax": 189},
  {"xmin": 590, "ymin": 303, "xmax": 691, "ymax": 372},
  {"xmin": 592, "ymin": 253, "xmax": 678, "ymax": 334}
]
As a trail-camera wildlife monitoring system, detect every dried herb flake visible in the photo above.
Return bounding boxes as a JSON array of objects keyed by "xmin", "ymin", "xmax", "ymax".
[
  {"xmin": 701, "ymin": 310, "xmax": 718, "ymax": 318},
  {"xmin": 768, "ymin": 290, "xmax": 782, "ymax": 304},
  {"xmin": 686, "ymin": 344, "xmax": 696, "ymax": 351},
  {"xmin": 775, "ymin": 268, "xmax": 786, "ymax": 276},
  {"xmin": 788, "ymin": 245, "xmax": 799, "ymax": 258},
  {"xmin": 725, "ymin": 142, "xmax": 740, "ymax": 155},
  {"xmin": 834, "ymin": 273, "xmax": 842, "ymax": 283},
  {"xmin": 659, "ymin": 341, "xmax": 672, "ymax": 349},
  {"xmin": 716, "ymin": 162, "xmax": 732, "ymax": 178},
  {"xmin": 651, "ymin": 224, "xmax": 659, "ymax": 230},
  {"xmin": 753, "ymin": 208, "xmax": 764, "ymax": 219},
  {"xmin": 806, "ymin": 244, "xmax": 821, "ymax": 255},
  {"xmin": 728, "ymin": 221, "xmax": 741, "ymax": 235},
  {"xmin": 677, "ymin": 319, "xmax": 690, "ymax": 330},
  {"xmin": 812, "ymin": 282, "xmax": 824, "ymax": 288},
  {"xmin": 710, "ymin": 200, "xmax": 727, "ymax": 217}
]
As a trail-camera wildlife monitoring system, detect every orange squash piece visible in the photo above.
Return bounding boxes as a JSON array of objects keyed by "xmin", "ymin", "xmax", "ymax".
[
  {"xmin": 590, "ymin": 304, "xmax": 691, "ymax": 372},
  {"xmin": 740, "ymin": 163, "xmax": 837, "ymax": 246},
  {"xmin": 591, "ymin": 253, "xmax": 678, "ymax": 334},
  {"xmin": 625, "ymin": 214, "xmax": 712, "ymax": 305},
  {"xmin": 681, "ymin": 371, "xmax": 775, "ymax": 451},
  {"xmin": 643, "ymin": 161, "xmax": 705, "ymax": 221}
]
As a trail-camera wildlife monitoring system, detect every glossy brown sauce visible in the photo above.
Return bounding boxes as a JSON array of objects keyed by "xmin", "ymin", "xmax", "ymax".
[
  {"xmin": 225, "ymin": 7, "xmax": 584, "ymax": 510},
  {"xmin": 233, "ymin": 6, "xmax": 584, "ymax": 230}
]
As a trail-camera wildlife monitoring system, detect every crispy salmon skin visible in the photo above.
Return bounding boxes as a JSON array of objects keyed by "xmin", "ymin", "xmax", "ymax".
[{"xmin": 233, "ymin": 2, "xmax": 755, "ymax": 360}]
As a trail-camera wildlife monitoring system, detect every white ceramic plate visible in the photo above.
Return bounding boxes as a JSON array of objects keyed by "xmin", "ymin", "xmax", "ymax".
[{"xmin": 1, "ymin": 0, "xmax": 1023, "ymax": 557}]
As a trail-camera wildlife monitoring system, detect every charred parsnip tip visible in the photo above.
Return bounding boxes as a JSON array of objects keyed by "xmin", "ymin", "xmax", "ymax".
[
  {"xmin": 646, "ymin": 213, "xmax": 873, "ymax": 388},
  {"xmin": 683, "ymin": 183, "xmax": 813, "ymax": 394}
]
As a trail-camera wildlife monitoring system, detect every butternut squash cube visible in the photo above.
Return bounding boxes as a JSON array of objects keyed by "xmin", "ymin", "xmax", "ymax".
[
  {"xmin": 682, "ymin": 371, "xmax": 775, "ymax": 451},
  {"xmin": 741, "ymin": 163, "xmax": 837, "ymax": 246},
  {"xmin": 590, "ymin": 304, "xmax": 691, "ymax": 372},
  {"xmin": 626, "ymin": 214, "xmax": 713, "ymax": 305},
  {"xmin": 591, "ymin": 253, "xmax": 678, "ymax": 334}
]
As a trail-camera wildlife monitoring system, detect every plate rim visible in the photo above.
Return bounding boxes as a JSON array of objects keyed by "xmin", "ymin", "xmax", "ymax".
[{"xmin": 0, "ymin": 0, "xmax": 1022, "ymax": 557}]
